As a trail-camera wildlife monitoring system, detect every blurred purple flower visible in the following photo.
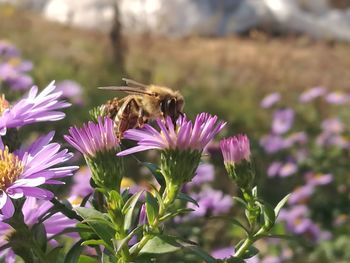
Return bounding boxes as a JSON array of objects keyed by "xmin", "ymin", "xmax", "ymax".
[
  {"xmin": 211, "ymin": 247, "xmax": 258, "ymax": 262},
  {"xmin": 70, "ymin": 166, "xmax": 93, "ymax": 198},
  {"xmin": 299, "ymin": 87, "xmax": 326, "ymax": 103},
  {"xmin": 279, "ymin": 161, "xmax": 298, "ymax": 177},
  {"xmin": 211, "ymin": 247, "xmax": 234, "ymax": 260},
  {"xmin": 284, "ymin": 132, "xmax": 308, "ymax": 147},
  {"xmin": 321, "ymin": 118, "xmax": 344, "ymax": 134},
  {"xmin": 187, "ymin": 163, "xmax": 214, "ymax": 187},
  {"xmin": 305, "ymin": 173, "xmax": 333, "ymax": 186},
  {"xmin": 0, "ymin": 61, "xmax": 33, "ymax": 91},
  {"xmin": 288, "ymin": 185, "xmax": 314, "ymax": 205},
  {"xmin": 187, "ymin": 187, "xmax": 233, "ymax": 218},
  {"xmin": 0, "ymin": 197, "xmax": 77, "ymax": 262},
  {"xmin": 262, "ymin": 256, "xmax": 282, "ymax": 263},
  {"xmin": 220, "ymin": 134, "xmax": 251, "ymax": 166},
  {"xmin": 325, "ymin": 91, "xmax": 350, "ymax": 105},
  {"xmin": 0, "ymin": 132, "xmax": 77, "ymax": 218},
  {"xmin": 0, "ymin": 81, "xmax": 71, "ymax": 136},
  {"xmin": 0, "ymin": 41, "xmax": 19, "ymax": 58},
  {"xmin": 267, "ymin": 162, "xmax": 282, "ymax": 177},
  {"xmin": 260, "ymin": 134, "xmax": 286, "ymax": 154},
  {"xmin": 64, "ymin": 117, "xmax": 120, "ymax": 157},
  {"xmin": 138, "ymin": 204, "xmax": 147, "ymax": 225},
  {"xmin": 272, "ymin": 108, "xmax": 294, "ymax": 134},
  {"xmin": 56, "ymin": 80, "xmax": 84, "ymax": 105},
  {"xmin": 118, "ymin": 113, "xmax": 226, "ymax": 156},
  {"xmin": 261, "ymin": 92, "xmax": 281, "ymax": 108},
  {"xmin": 316, "ymin": 132, "xmax": 349, "ymax": 149}
]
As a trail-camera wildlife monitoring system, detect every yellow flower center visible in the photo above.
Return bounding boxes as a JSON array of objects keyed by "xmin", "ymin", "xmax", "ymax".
[
  {"xmin": 0, "ymin": 94, "xmax": 10, "ymax": 115},
  {"xmin": 0, "ymin": 147, "xmax": 24, "ymax": 190}
]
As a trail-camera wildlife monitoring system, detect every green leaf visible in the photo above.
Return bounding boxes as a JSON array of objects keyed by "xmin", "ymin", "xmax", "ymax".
[
  {"xmin": 74, "ymin": 207, "xmax": 115, "ymax": 252},
  {"xmin": 274, "ymin": 194, "xmax": 291, "ymax": 218},
  {"xmin": 225, "ymin": 257, "xmax": 246, "ymax": 263},
  {"xmin": 32, "ymin": 223, "xmax": 47, "ymax": 252},
  {"xmin": 48, "ymin": 225, "xmax": 95, "ymax": 241},
  {"xmin": 262, "ymin": 202, "xmax": 276, "ymax": 230},
  {"xmin": 142, "ymin": 162, "xmax": 165, "ymax": 188},
  {"xmin": 241, "ymin": 246, "xmax": 259, "ymax": 259},
  {"xmin": 81, "ymin": 240, "xmax": 106, "ymax": 246},
  {"xmin": 159, "ymin": 208, "xmax": 194, "ymax": 222},
  {"xmin": 65, "ymin": 240, "xmax": 84, "ymax": 263},
  {"xmin": 115, "ymin": 225, "xmax": 143, "ymax": 254},
  {"xmin": 186, "ymin": 246, "xmax": 217, "ymax": 263},
  {"xmin": 145, "ymin": 192, "xmax": 159, "ymax": 224},
  {"xmin": 107, "ymin": 190, "xmax": 123, "ymax": 210},
  {"xmin": 123, "ymin": 191, "xmax": 143, "ymax": 230},
  {"xmin": 78, "ymin": 255, "xmax": 97, "ymax": 263},
  {"xmin": 139, "ymin": 235, "xmax": 184, "ymax": 254},
  {"xmin": 47, "ymin": 247, "xmax": 62, "ymax": 261},
  {"xmin": 177, "ymin": 192, "xmax": 199, "ymax": 207}
]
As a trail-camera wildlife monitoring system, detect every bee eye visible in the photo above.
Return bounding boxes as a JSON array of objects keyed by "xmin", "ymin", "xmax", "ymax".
[
  {"xmin": 167, "ymin": 99, "xmax": 177, "ymax": 117},
  {"xmin": 160, "ymin": 101, "xmax": 167, "ymax": 114}
]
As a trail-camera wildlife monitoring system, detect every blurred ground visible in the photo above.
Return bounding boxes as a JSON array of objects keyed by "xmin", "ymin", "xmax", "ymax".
[{"xmin": 1, "ymin": 5, "xmax": 350, "ymax": 135}]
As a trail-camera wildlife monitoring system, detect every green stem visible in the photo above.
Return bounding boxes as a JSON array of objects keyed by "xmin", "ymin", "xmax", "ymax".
[
  {"xmin": 131, "ymin": 181, "xmax": 180, "ymax": 258},
  {"xmin": 233, "ymin": 237, "xmax": 254, "ymax": 258}
]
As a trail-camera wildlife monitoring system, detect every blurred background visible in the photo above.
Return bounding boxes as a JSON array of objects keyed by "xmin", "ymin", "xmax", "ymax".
[{"xmin": 1, "ymin": 0, "xmax": 350, "ymax": 262}]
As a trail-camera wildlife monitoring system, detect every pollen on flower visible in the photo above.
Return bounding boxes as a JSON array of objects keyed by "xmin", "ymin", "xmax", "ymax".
[
  {"xmin": 0, "ymin": 95, "xmax": 10, "ymax": 115},
  {"xmin": 0, "ymin": 147, "xmax": 23, "ymax": 190}
]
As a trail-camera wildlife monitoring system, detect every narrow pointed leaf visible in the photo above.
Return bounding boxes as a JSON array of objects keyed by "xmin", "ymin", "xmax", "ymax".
[{"xmin": 274, "ymin": 194, "xmax": 291, "ymax": 217}]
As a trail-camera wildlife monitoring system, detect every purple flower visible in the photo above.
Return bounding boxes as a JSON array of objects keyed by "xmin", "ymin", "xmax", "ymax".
[
  {"xmin": 186, "ymin": 187, "xmax": 233, "ymax": 218},
  {"xmin": 187, "ymin": 163, "xmax": 215, "ymax": 187},
  {"xmin": 138, "ymin": 204, "xmax": 147, "ymax": 225},
  {"xmin": 299, "ymin": 87, "xmax": 326, "ymax": 103},
  {"xmin": 321, "ymin": 118, "xmax": 344, "ymax": 133},
  {"xmin": 262, "ymin": 256, "xmax": 282, "ymax": 263},
  {"xmin": 211, "ymin": 247, "xmax": 234, "ymax": 260},
  {"xmin": 0, "ymin": 132, "xmax": 77, "ymax": 218},
  {"xmin": 117, "ymin": 113, "xmax": 226, "ymax": 156},
  {"xmin": 316, "ymin": 132, "xmax": 349, "ymax": 149},
  {"xmin": 64, "ymin": 117, "xmax": 120, "ymax": 157},
  {"xmin": 0, "ymin": 197, "xmax": 77, "ymax": 262},
  {"xmin": 6, "ymin": 74, "xmax": 33, "ymax": 91},
  {"xmin": 211, "ymin": 247, "xmax": 258, "ymax": 262},
  {"xmin": 305, "ymin": 173, "xmax": 333, "ymax": 186},
  {"xmin": 272, "ymin": 108, "xmax": 294, "ymax": 134},
  {"xmin": 0, "ymin": 41, "xmax": 19, "ymax": 58},
  {"xmin": 0, "ymin": 81, "xmax": 71, "ymax": 136},
  {"xmin": 325, "ymin": 91, "xmax": 350, "ymax": 104},
  {"xmin": 260, "ymin": 134, "xmax": 286, "ymax": 153},
  {"xmin": 267, "ymin": 162, "xmax": 282, "ymax": 177},
  {"xmin": 70, "ymin": 166, "xmax": 93, "ymax": 198},
  {"xmin": 261, "ymin": 92, "xmax": 281, "ymax": 108},
  {"xmin": 288, "ymin": 185, "xmax": 314, "ymax": 205},
  {"xmin": 220, "ymin": 134, "xmax": 251, "ymax": 165},
  {"xmin": 284, "ymin": 132, "xmax": 308, "ymax": 147},
  {"xmin": 56, "ymin": 80, "xmax": 84, "ymax": 105},
  {"xmin": 279, "ymin": 161, "xmax": 298, "ymax": 177}
]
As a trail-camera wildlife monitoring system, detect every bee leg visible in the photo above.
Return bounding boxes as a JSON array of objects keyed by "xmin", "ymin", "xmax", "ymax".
[
  {"xmin": 137, "ymin": 109, "xmax": 146, "ymax": 128},
  {"xmin": 117, "ymin": 98, "xmax": 139, "ymax": 138}
]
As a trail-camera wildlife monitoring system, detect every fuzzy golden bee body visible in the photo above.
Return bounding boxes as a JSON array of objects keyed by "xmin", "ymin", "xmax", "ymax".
[{"xmin": 100, "ymin": 78, "xmax": 184, "ymax": 138}]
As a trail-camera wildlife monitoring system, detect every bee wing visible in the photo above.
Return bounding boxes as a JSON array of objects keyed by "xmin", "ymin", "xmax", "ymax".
[
  {"xmin": 122, "ymin": 78, "xmax": 148, "ymax": 89},
  {"xmin": 98, "ymin": 86, "xmax": 154, "ymax": 96}
]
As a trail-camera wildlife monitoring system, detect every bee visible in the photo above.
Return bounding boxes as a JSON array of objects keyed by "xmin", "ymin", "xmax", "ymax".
[{"xmin": 99, "ymin": 78, "xmax": 184, "ymax": 138}]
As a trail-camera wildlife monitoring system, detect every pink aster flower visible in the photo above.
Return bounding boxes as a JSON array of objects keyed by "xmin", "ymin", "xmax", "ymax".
[
  {"xmin": 117, "ymin": 113, "xmax": 226, "ymax": 156},
  {"xmin": 299, "ymin": 87, "xmax": 326, "ymax": 103},
  {"xmin": 325, "ymin": 91, "xmax": 350, "ymax": 105},
  {"xmin": 272, "ymin": 108, "xmax": 295, "ymax": 134},
  {"xmin": 0, "ymin": 131, "xmax": 77, "ymax": 218},
  {"xmin": 220, "ymin": 134, "xmax": 251, "ymax": 165},
  {"xmin": 260, "ymin": 92, "xmax": 281, "ymax": 108},
  {"xmin": 64, "ymin": 117, "xmax": 120, "ymax": 157},
  {"xmin": 0, "ymin": 81, "xmax": 71, "ymax": 136},
  {"xmin": 0, "ymin": 197, "xmax": 77, "ymax": 262}
]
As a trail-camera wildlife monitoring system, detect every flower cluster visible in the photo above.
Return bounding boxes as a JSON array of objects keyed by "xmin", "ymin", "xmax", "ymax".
[
  {"xmin": 260, "ymin": 87, "xmax": 348, "ymax": 246},
  {"xmin": 0, "ymin": 41, "xmax": 33, "ymax": 91}
]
